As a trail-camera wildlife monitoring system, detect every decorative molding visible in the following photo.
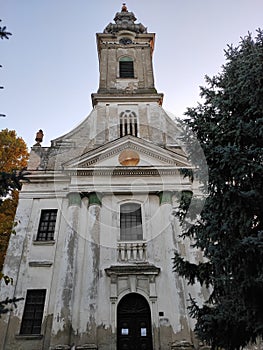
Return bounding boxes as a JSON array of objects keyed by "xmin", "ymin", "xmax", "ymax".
[
  {"xmin": 29, "ymin": 261, "xmax": 53, "ymax": 267},
  {"xmin": 33, "ymin": 240, "xmax": 56, "ymax": 246},
  {"xmin": 92, "ymin": 92, "xmax": 163, "ymax": 105},
  {"xmin": 80, "ymin": 141, "xmax": 178, "ymax": 168},
  {"xmin": 158, "ymin": 191, "xmax": 173, "ymax": 205},
  {"xmin": 62, "ymin": 135, "xmax": 189, "ymax": 169},
  {"xmin": 105, "ymin": 263, "xmax": 160, "ymax": 277},
  {"xmin": 171, "ymin": 341, "xmax": 194, "ymax": 350},
  {"xmin": 15, "ymin": 334, "xmax": 43, "ymax": 340},
  {"xmin": 67, "ymin": 168, "xmax": 182, "ymax": 177},
  {"xmin": 82, "ymin": 192, "xmax": 103, "ymax": 207},
  {"xmin": 53, "ymin": 140, "xmax": 75, "ymax": 148},
  {"xmin": 67, "ymin": 192, "xmax": 82, "ymax": 207}
]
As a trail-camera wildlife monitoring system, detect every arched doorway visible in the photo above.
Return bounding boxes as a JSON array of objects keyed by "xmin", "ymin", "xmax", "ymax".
[{"xmin": 117, "ymin": 293, "xmax": 153, "ymax": 350}]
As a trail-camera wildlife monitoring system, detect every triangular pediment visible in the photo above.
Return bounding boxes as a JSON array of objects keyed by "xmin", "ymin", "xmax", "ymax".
[{"xmin": 63, "ymin": 135, "xmax": 190, "ymax": 169}]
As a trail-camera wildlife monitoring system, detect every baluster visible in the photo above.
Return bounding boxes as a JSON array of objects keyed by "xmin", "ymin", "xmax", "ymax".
[
  {"xmin": 120, "ymin": 244, "xmax": 126, "ymax": 261},
  {"xmin": 133, "ymin": 243, "xmax": 138, "ymax": 260},
  {"xmin": 127, "ymin": 243, "xmax": 132, "ymax": 260}
]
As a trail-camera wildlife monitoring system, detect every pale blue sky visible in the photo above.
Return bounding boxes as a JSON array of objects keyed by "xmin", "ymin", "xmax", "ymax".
[{"xmin": 1, "ymin": 0, "xmax": 263, "ymax": 147}]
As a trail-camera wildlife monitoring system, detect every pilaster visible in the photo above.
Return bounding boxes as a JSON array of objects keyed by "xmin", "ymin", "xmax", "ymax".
[{"xmin": 50, "ymin": 192, "xmax": 81, "ymax": 346}]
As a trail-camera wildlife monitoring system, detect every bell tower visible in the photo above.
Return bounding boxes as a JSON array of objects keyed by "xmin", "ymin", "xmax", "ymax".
[{"xmin": 92, "ymin": 4, "xmax": 163, "ymax": 106}]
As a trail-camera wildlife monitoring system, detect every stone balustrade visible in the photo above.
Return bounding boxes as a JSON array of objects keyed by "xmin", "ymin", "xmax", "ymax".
[{"xmin": 117, "ymin": 241, "xmax": 147, "ymax": 262}]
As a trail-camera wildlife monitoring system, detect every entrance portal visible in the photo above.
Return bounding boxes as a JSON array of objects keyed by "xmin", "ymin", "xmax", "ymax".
[{"xmin": 117, "ymin": 293, "xmax": 153, "ymax": 350}]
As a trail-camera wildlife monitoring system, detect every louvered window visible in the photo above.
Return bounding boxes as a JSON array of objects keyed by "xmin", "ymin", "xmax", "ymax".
[
  {"xmin": 120, "ymin": 203, "xmax": 143, "ymax": 241},
  {"xmin": 36, "ymin": 209, "xmax": 57, "ymax": 241},
  {"xmin": 119, "ymin": 57, "xmax": 134, "ymax": 78},
  {"xmin": 20, "ymin": 289, "xmax": 46, "ymax": 335}
]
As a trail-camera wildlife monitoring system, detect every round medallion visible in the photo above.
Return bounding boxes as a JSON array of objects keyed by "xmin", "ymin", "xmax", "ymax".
[{"xmin": 118, "ymin": 149, "xmax": 140, "ymax": 166}]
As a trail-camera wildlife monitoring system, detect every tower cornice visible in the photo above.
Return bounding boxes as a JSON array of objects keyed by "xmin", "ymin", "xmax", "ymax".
[{"xmin": 91, "ymin": 92, "xmax": 163, "ymax": 107}]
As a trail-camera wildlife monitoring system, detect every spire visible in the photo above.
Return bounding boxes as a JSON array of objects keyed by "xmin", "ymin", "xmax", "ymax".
[
  {"xmin": 103, "ymin": 5, "xmax": 147, "ymax": 34},
  {"xmin": 121, "ymin": 3, "xmax": 128, "ymax": 12}
]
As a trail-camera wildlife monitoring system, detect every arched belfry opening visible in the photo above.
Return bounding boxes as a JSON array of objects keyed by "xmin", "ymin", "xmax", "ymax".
[
  {"xmin": 119, "ymin": 110, "xmax": 138, "ymax": 137},
  {"xmin": 117, "ymin": 293, "xmax": 153, "ymax": 350}
]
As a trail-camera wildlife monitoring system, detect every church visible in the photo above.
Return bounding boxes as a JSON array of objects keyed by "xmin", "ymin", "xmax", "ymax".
[{"xmin": 0, "ymin": 5, "xmax": 207, "ymax": 350}]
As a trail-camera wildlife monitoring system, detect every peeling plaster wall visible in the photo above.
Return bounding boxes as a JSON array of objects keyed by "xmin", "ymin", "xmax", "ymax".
[
  {"xmin": 0, "ymin": 180, "xmax": 206, "ymax": 349},
  {"xmin": 0, "ymin": 38, "xmax": 204, "ymax": 350}
]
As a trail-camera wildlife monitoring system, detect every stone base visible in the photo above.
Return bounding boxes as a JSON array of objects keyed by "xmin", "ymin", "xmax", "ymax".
[
  {"xmin": 50, "ymin": 345, "xmax": 97, "ymax": 350},
  {"xmin": 171, "ymin": 340, "xmax": 194, "ymax": 350}
]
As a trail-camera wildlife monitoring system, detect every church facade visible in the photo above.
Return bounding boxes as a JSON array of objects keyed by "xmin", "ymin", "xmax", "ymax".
[{"xmin": 0, "ymin": 6, "xmax": 207, "ymax": 350}]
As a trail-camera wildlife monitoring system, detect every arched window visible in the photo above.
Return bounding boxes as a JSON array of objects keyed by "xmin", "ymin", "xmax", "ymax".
[
  {"xmin": 120, "ymin": 203, "xmax": 143, "ymax": 241},
  {"xmin": 119, "ymin": 56, "xmax": 134, "ymax": 78},
  {"xmin": 120, "ymin": 110, "xmax": 138, "ymax": 137}
]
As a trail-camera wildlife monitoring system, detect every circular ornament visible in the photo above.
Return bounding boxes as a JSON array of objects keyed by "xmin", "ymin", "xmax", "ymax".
[
  {"xmin": 119, "ymin": 38, "xmax": 133, "ymax": 45},
  {"xmin": 118, "ymin": 149, "xmax": 140, "ymax": 166}
]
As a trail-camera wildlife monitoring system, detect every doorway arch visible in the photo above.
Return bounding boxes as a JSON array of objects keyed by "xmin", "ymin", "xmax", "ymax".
[{"xmin": 117, "ymin": 293, "xmax": 153, "ymax": 350}]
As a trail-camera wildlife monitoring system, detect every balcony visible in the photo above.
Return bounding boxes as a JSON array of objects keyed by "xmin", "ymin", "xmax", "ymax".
[{"xmin": 117, "ymin": 241, "xmax": 147, "ymax": 262}]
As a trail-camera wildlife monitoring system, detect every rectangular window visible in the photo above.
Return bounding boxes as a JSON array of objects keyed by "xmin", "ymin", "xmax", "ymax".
[
  {"xmin": 120, "ymin": 203, "xmax": 143, "ymax": 241},
  {"xmin": 36, "ymin": 209, "xmax": 57, "ymax": 241},
  {"xmin": 119, "ymin": 61, "xmax": 134, "ymax": 78},
  {"xmin": 20, "ymin": 289, "xmax": 46, "ymax": 335}
]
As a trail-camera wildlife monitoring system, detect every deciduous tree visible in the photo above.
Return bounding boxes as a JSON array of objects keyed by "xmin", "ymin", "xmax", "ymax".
[{"xmin": 0, "ymin": 129, "xmax": 29, "ymax": 272}]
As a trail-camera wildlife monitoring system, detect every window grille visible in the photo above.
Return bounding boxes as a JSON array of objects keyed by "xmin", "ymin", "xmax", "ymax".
[
  {"xmin": 20, "ymin": 289, "xmax": 46, "ymax": 335},
  {"xmin": 36, "ymin": 209, "xmax": 57, "ymax": 241},
  {"xmin": 120, "ymin": 203, "xmax": 143, "ymax": 241},
  {"xmin": 120, "ymin": 110, "xmax": 138, "ymax": 137},
  {"xmin": 119, "ymin": 57, "xmax": 134, "ymax": 78}
]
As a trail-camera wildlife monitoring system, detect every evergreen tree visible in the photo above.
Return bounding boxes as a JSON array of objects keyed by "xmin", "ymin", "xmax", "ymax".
[
  {"xmin": 173, "ymin": 30, "xmax": 263, "ymax": 350},
  {"xmin": 0, "ymin": 20, "xmax": 12, "ymax": 40},
  {"xmin": 0, "ymin": 20, "xmax": 12, "ymax": 117}
]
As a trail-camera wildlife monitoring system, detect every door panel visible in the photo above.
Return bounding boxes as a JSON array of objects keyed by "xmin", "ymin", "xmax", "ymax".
[{"xmin": 117, "ymin": 293, "xmax": 153, "ymax": 350}]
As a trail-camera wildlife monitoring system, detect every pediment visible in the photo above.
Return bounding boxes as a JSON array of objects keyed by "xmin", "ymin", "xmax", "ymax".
[{"xmin": 63, "ymin": 135, "xmax": 190, "ymax": 169}]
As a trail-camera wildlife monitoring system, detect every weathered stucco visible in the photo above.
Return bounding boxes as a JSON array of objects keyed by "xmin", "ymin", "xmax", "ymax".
[{"xmin": 0, "ymin": 6, "xmax": 210, "ymax": 350}]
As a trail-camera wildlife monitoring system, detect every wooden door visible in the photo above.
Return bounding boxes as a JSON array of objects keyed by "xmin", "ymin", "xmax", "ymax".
[{"xmin": 117, "ymin": 293, "xmax": 153, "ymax": 350}]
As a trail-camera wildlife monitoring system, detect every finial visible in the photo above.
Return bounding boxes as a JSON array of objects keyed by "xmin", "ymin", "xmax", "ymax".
[
  {"xmin": 34, "ymin": 129, "xmax": 44, "ymax": 146},
  {"xmin": 122, "ymin": 3, "xmax": 128, "ymax": 12}
]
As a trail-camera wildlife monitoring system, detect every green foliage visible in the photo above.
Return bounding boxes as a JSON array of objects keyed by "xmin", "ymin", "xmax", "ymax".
[
  {"xmin": 0, "ymin": 129, "xmax": 29, "ymax": 270},
  {"xmin": 0, "ymin": 20, "xmax": 12, "ymax": 40},
  {"xmin": 0, "ymin": 169, "xmax": 29, "ymax": 203},
  {"xmin": 0, "ymin": 297, "xmax": 24, "ymax": 316},
  {"xmin": 0, "ymin": 130, "xmax": 29, "ymax": 315},
  {"xmin": 173, "ymin": 30, "xmax": 263, "ymax": 349},
  {"xmin": 1, "ymin": 20, "xmax": 12, "ymax": 117}
]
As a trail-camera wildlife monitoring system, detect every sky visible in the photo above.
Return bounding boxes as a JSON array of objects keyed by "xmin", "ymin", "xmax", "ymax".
[{"xmin": 1, "ymin": 0, "xmax": 263, "ymax": 148}]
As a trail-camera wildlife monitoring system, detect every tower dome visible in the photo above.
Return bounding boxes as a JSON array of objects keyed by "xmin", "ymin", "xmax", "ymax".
[{"xmin": 103, "ymin": 4, "xmax": 147, "ymax": 34}]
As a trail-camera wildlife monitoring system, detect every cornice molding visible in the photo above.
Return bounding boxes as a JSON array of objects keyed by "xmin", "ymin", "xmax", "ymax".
[
  {"xmin": 67, "ymin": 167, "xmax": 183, "ymax": 177},
  {"xmin": 91, "ymin": 93, "xmax": 163, "ymax": 107},
  {"xmin": 64, "ymin": 137, "xmax": 189, "ymax": 169},
  {"xmin": 105, "ymin": 263, "xmax": 160, "ymax": 276}
]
